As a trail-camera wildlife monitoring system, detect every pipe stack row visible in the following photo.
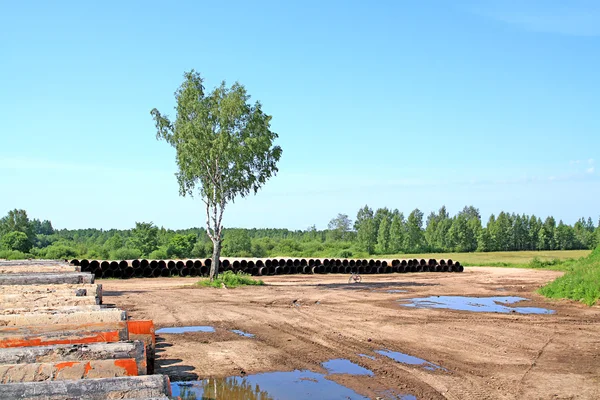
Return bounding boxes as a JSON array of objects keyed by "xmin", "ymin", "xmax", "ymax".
[
  {"xmin": 0, "ymin": 259, "xmax": 173, "ymax": 399},
  {"xmin": 70, "ymin": 258, "xmax": 464, "ymax": 279}
]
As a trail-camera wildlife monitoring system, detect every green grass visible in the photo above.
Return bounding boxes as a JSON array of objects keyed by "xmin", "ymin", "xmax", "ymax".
[
  {"xmin": 195, "ymin": 270, "xmax": 264, "ymax": 288},
  {"xmin": 538, "ymin": 247, "xmax": 600, "ymax": 306},
  {"xmin": 381, "ymin": 250, "xmax": 591, "ymax": 269}
]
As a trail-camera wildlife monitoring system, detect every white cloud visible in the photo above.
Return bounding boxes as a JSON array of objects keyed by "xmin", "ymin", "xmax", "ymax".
[
  {"xmin": 587, "ymin": 167, "xmax": 595, "ymax": 174},
  {"xmin": 589, "ymin": 158, "xmax": 595, "ymax": 165}
]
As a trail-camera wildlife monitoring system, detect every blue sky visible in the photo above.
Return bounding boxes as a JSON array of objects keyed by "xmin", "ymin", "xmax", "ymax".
[{"xmin": 0, "ymin": 0, "xmax": 598, "ymax": 230}]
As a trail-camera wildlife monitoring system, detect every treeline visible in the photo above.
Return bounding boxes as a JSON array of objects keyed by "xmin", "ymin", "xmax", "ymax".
[{"xmin": 0, "ymin": 206, "xmax": 598, "ymax": 260}]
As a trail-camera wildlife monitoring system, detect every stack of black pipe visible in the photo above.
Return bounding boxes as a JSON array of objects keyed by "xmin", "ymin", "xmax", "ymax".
[{"xmin": 70, "ymin": 258, "xmax": 463, "ymax": 279}]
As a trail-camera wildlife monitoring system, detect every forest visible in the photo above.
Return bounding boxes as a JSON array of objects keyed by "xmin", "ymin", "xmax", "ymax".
[{"xmin": 0, "ymin": 206, "xmax": 598, "ymax": 260}]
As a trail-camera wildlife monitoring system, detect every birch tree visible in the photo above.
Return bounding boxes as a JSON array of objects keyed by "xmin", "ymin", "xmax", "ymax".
[{"xmin": 151, "ymin": 70, "xmax": 282, "ymax": 280}]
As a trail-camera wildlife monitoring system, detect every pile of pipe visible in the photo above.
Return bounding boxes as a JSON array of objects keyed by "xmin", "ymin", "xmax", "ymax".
[{"xmin": 71, "ymin": 258, "xmax": 464, "ymax": 279}]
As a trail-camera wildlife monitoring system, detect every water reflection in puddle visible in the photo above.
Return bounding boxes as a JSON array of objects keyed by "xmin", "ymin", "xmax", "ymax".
[
  {"xmin": 231, "ymin": 329, "xmax": 255, "ymax": 338},
  {"xmin": 156, "ymin": 326, "xmax": 215, "ymax": 334},
  {"xmin": 387, "ymin": 290, "xmax": 407, "ymax": 293},
  {"xmin": 172, "ymin": 370, "xmax": 370, "ymax": 399},
  {"xmin": 358, "ymin": 353, "xmax": 376, "ymax": 360},
  {"xmin": 377, "ymin": 350, "xmax": 446, "ymax": 372},
  {"xmin": 322, "ymin": 359, "xmax": 373, "ymax": 376},
  {"xmin": 399, "ymin": 296, "xmax": 555, "ymax": 314}
]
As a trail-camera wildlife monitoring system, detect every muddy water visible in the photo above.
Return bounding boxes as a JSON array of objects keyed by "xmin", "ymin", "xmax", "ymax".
[
  {"xmin": 156, "ymin": 325, "xmax": 215, "ymax": 334},
  {"xmin": 399, "ymin": 296, "xmax": 555, "ymax": 314},
  {"xmin": 171, "ymin": 370, "xmax": 371, "ymax": 399},
  {"xmin": 231, "ymin": 329, "xmax": 255, "ymax": 338},
  {"xmin": 321, "ymin": 358, "xmax": 373, "ymax": 375},
  {"xmin": 376, "ymin": 350, "xmax": 447, "ymax": 372}
]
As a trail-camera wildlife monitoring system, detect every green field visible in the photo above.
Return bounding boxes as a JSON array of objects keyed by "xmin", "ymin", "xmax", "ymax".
[{"xmin": 382, "ymin": 249, "xmax": 591, "ymax": 268}]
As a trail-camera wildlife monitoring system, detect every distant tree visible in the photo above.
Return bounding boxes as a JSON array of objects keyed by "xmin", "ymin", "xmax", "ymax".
[
  {"xmin": 389, "ymin": 210, "xmax": 405, "ymax": 253},
  {"xmin": 527, "ymin": 216, "xmax": 542, "ymax": 251},
  {"xmin": 355, "ymin": 205, "xmax": 376, "ymax": 254},
  {"xmin": 31, "ymin": 219, "xmax": 55, "ymax": 236},
  {"xmin": 555, "ymin": 220, "xmax": 576, "ymax": 250},
  {"xmin": 222, "ymin": 229, "xmax": 252, "ymax": 257},
  {"xmin": 538, "ymin": 216, "xmax": 556, "ymax": 250},
  {"xmin": 152, "ymin": 70, "xmax": 282, "ymax": 280},
  {"xmin": 376, "ymin": 212, "xmax": 392, "ymax": 254},
  {"xmin": 327, "ymin": 214, "xmax": 352, "ymax": 241},
  {"xmin": 404, "ymin": 208, "xmax": 425, "ymax": 252},
  {"xmin": 477, "ymin": 228, "xmax": 492, "ymax": 252},
  {"xmin": 1, "ymin": 231, "xmax": 32, "ymax": 253},
  {"xmin": 129, "ymin": 222, "xmax": 159, "ymax": 257},
  {"xmin": 373, "ymin": 208, "xmax": 390, "ymax": 238},
  {"xmin": 0, "ymin": 209, "xmax": 35, "ymax": 242},
  {"xmin": 425, "ymin": 206, "xmax": 452, "ymax": 251},
  {"xmin": 104, "ymin": 233, "xmax": 125, "ymax": 252},
  {"xmin": 167, "ymin": 234, "xmax": 197, "ymax": 258},
  {"xmin": 490, "ymin": 212, "xmax": 512, "ymax": 251}
]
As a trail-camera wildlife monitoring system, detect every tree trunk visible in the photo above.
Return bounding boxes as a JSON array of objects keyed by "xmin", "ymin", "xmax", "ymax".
[{"xmin": 209, "ymin": 238, "xmax": 221, "ymax": 281}]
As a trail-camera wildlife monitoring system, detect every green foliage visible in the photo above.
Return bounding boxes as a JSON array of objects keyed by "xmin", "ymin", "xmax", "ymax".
[
  {"xmin": 167, "ymin": 234, "xmax": 197, "ymax": 258},
  {"xmin": 355, "ymin": 205, "xmax": 376, "ymax": 254},
  {"xmin": 196, "ymin": 271, "xmax": 264, "ymax": 288},
  {"xmin": 0, "ymin": 207, "xmax": 597, "ymax": 261},
  {"xmin": 327, "ymin": 214, "xmax": 352, "ymax": 241},
  {"xmin": 129, "ymin": 222, "xmax": 158, "ymax": 257},
  {"xmin": 528, "ymin": 257, "xmax": 565, "ymax": 269},
  {"xmin": 222, "ymin": 229, "xmax": 252, "ymax": 256},
  {"xmin": 539, "ymin": 247, "xmax": 600, "ymax": 306},
  {"xmin": 337, "ymin": 249, "xmax": 353, "ymax": 258},
  {"xmin": 1, "ymin": 231, "xmax": 32, "ymax": 252},
  {"xmin": 405, "ymin": 208, "xmax": 425, "ymax": 252},
  {"xmin": 31, "ymin": 219, "xmax": 54, "ymax": 235},
  {"xmin": 43, "ymin": 243, "xmax": 78, "ymax": 259},
  {"xmin": 152, "ymin": 70, "xmax": 282, "ymax": 279},
  {"xmin": 109, "ymin": 247, "xmax": 142, "ymax": 260},
  {"xmin": 0, "ymin": 209, "xmax": 35, "ymax": 242},
  {"xmin": 0, "ymin": 250, "xmax": 28, "ymax": 260},
  {"xmin": 149, "ymin": 247, "xmax": 169, "ymax": 260}
]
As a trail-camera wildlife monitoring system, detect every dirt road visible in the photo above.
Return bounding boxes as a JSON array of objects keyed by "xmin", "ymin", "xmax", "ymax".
[{"xmin": 103, "ymin": 268, "xmax": 600, "ymax": 399}]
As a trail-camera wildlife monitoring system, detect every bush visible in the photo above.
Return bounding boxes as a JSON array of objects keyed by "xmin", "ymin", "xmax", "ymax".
[
  {"xmin": 109, "ymin": 247, "xmax": 142, "ymax": 260},
  {"xmin": 0, "ymin": 249, "xmax": 28, "ymax": 260},
  {"xmin": 149, "ymin": 247, "xmax": 169, "ymax": 260},
  {"xmin": 1, "ymin": 231, "xmax": 32, "ymax": 253},
  {"xmin": 337, "ymin": 249, "xmax": 353, "ymax": 258},
  {"xmin": 529, "ymin": 257, "xmax": 566, "ymax": 269},
  {"xmin": 196, "ymin": 271, "xmax": 264, "ymax": 288},
  {"xmin": 43, "ymin": 244, "xmax": 79, "ymax": 259}
]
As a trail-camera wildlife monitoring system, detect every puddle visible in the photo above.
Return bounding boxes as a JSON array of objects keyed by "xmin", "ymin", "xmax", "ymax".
[
  {"xmin": 155, "ymin": 326, "xmax": 215, "ymax": 334},
  {"xmin": 376, "ymin": 350, "xmax": 446, "ymax": 372},
  {"xmin": 321, "ymin": 359, "xmax": 373, "ymax": 376},
  {"xmin": 358, "ymin": 353, "xmax": 376, "ymax": 360},
  {"xmin": 231, "ymin": 329, "xmax": 255, "ymax": 338},
  {"xmin": 172, "ymin": 370, "xmax": 370, "ymax": 399},
  {"xmin": 399, "ymin": 296, "xmax": 555, "ymax": 314},
  {"xmin": 387, "ymin": 289, "xmax": 407, "ymax": 293}
]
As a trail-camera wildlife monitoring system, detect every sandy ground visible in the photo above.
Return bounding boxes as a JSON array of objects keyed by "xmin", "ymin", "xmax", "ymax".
[{"xmin": 103, "ymin": 268, "xmax": 600, "ymax": 400}]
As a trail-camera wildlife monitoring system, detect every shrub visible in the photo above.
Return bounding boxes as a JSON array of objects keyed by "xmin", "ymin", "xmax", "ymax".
[
  {"xmin": 196, "ymin": 271, "xmax": 264, "ymax": 288},
  {"xmin": 43, "ymin": 244, "xmax": 79, "ymax": 259},
  {"xmin": 0, "ymin": 249, "xmax": 28, "ymax": 260},
  {"xmin": 338, "ymin": 249, "xmax": 353, "ymax": 258},
  {"xmin": 109, "ymin": 247, "xmax": 142, "ymax": 260},
  {"xmin": 1, "ymin": 231, "xmax": 32, "ymax": 253},
  {"xmin": 149, "ymin": 247, "xmax": 169, "ymax": 260}
]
